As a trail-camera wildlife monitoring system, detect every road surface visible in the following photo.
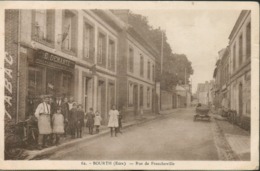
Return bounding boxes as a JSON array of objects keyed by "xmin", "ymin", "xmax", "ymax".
[{"xmin": 44, "ymin": 108, "xmax": 219, "ymax": 160}]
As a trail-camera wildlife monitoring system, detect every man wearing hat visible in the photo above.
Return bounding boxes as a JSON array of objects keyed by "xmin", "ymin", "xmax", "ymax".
[{"xmin": 34, "ymin": 95, "xmax": 52, "ymax": 149}]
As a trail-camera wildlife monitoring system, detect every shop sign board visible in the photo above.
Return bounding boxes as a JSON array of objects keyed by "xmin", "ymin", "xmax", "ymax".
[{"xmin": 36, "ymin": 50, "xmax": 75, "ymax": 72}]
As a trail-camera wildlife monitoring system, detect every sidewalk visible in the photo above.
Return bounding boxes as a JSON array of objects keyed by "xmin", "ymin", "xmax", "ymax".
[
  {"xmin": 24, "ymin": 108, "xmax": 180, "ymax": 160},
  {"xmin": 214, "ymin": 115, "xmax": 250, "ymax": 160}
]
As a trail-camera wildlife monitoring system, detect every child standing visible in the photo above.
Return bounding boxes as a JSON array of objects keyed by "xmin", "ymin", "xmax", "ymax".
[
  {"xmin": 76, "ymin": 104, "xmax": 85, "ymax": 138},
  {"xmin": 52, "ymin": 107, "xmax": 64, "ymax": 145},
  {"xmin": 86, "ymin": 108, "xmax": 95, "ymax": 135},
  {"xmin": 94, "ymin": 111, "xmax": 102, "ymax": 134}
]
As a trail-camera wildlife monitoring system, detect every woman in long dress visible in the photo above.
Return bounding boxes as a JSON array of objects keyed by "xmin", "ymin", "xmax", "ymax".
[{"xmin": 108, "ymin": 105, "xmax": 119, "ymax": 137}]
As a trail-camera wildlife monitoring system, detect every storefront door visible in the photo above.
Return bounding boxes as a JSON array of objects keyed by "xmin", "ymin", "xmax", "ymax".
[
  {"xmin": 27, "ymin": 67, "xmax": 44, "ymax": 116},
  {"xmin": 84, "ymin": 77, "xmax": 92, "ymax": 113}
]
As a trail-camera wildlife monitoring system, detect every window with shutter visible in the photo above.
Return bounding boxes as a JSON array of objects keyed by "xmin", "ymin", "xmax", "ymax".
[
  {"xmin": 33, "ymin": 10, "xmax": 55, "ymax": 47},
  {"xmin": 62, "ymin": 10, "xmax": 77, "ymax": 55},
  {"xmin": 108, "ymin": 39, "xmax": 115, "ymax": 70},
  {"xmin": 128, "ymin": 47, "xmax": 134, "ymax": 73},
  {"xmin": 147, "ymin": 88, "xmax": 150, "ymax": 107},
  {"xmin": 97, "ymin": 33, "xmax": 103, "ymax": 64},
  {"xmin": 83, "ymin": 22, "xmax": 94, "ymax": 60},
  {"xmin": 147, "ymin": 61, "xmax": 150, "ymax": 79},
  {"xmin": 128, "ymin": 83, "xmax": 133, "ymax": 106},
  {"xmin": 246, "ymin": 22, "xmax": 251, "ymax": 59},
  {"xmin": 140, "ymin": 54, "xmax": 144, "ymax": 76},
  {"xmin": 97, "ymin": 32, "xmax": 106, "ymax": 66}
]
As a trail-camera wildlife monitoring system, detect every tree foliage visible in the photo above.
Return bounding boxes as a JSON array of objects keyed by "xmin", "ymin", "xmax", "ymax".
[{"xmin": 128, "ymin": 11, "xmax": 194, "ymax": 91}]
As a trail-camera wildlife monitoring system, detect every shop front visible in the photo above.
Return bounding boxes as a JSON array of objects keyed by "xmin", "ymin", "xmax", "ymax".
[{"xmin": 26, "ymin": 49, "xmax": 75, "ymax": 117}]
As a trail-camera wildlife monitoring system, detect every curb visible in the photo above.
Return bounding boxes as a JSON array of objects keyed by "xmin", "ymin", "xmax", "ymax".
[
  {"xmin": 212, "ymin": 117, "xmax": 240, "ymax": 160},
  {"xmin": 26, "ymin": 113, "xmax": 167, "ymax": 160}
]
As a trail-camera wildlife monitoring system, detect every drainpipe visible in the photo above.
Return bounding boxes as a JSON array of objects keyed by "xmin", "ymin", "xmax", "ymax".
[{"xmin": 16, "ymin": 9, "xmax": 21, "ymax": 122}]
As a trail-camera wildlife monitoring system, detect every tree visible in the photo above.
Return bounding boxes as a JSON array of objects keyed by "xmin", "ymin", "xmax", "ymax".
[{"xmin": 128, "ymin": 11, "xmax": 194, "ymax": 91}]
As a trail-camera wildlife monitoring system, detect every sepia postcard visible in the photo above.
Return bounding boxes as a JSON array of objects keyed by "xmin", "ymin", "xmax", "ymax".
[{"xmin": 0, "ymin": 1, "xmax": 259, "ymax": 170}]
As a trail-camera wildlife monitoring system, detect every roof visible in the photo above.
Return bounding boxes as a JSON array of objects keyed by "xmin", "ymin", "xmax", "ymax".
[
  {"xmin": 127, "ymin": 26, "xmax": 160, "ymax": 58},
  {"xmin": 90, "ymin": 10, "xmax": 125, "ymax": 32},
  {"xmin": 229, "ymin": 10, "xmax": 250, "ymax": 40}
]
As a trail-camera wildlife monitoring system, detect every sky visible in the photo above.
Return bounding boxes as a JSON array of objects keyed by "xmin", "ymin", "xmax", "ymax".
[{"xmin": 132, "ymin": 10, "xmax": 240, "ymax": 93}]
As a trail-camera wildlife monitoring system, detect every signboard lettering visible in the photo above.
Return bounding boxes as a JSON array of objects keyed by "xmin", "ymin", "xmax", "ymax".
[
  {"xmin": 4, "ymin": 52, "xmax": 14, "ymax": 119},
  {"xmin": 36, "ymin": 50, "xmax": 75, "ymax": 71}
]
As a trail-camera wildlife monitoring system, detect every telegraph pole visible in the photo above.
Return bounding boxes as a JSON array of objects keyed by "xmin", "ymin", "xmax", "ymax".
[{"xmin": 160, "ymin": 30, "xmax": 164, "ymax": 74}]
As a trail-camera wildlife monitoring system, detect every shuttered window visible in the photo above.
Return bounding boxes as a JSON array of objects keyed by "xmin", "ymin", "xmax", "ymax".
[
  {"xmin": 33, "ymin": 10, "xmax": 55, "ymax": 46},
  {"xmin": 147, "ymin": 88, "xmax": 150, "ymax": 107},
  {"xmin": 147, "ymin": 61, "xmax": 151, "ymax": 79},
  {"xmin": 97, "ymin": 32, "xmax": 106, "ymax": 66},
  {"xmin": 83, "ymin": 22, "xmax": 94, "ymax": 61},
  {"xmin": 233, "ymin": 44, "xmax": 236, "ymax": 71},
  {"xmin": 140, "ymin": 54, "xmax": 144, "ymax": 76},
  {"xmin": 62, "ymin": 10, "xmax": 78, "ymax": 55},
  {"xmin": 108, "ymin": 39, "xmax": 115, "ymax": 70},
  {"xmin": 128, "ymin": 47, "xmax": 134, "ymax": 73},
  {"xmin": 239, "ymin": 34, "xmax": 243, "ymax": 66},
  {"xmin": 246, "ymin": 22, "xmax": 251, "ymax": 59}
]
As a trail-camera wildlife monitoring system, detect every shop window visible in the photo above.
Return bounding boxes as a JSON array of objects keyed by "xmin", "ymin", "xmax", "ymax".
[
  {"xmin": 140, "ymin": 54, "xmax": 144, "ymax": 76},
  {"xmin": 128, "ymin": 83, "xmax": 133, "ymax": 106},
  {"xmin": 128, "ymin": 47, "xmax": 134, "ymax": 73},
  {"xmin": 97, "ymin": 32, "xmax": 106, "ymax": 65},
  {"xmin": 246, "ymin": 22, "xmax": 251, "ymax": 59},
  {"xmin": 147, "ymin": 87, "xmax": 150, "ymax": 107},
  {"xmin": 108, "ymin": 39, "xmax": 115, "ymax": 70},
  {"xmin": 33, "ymin": 10, "xmax": 55, "ymax": 46},
  {"xmin": 239, "ymin": 34, "xmax": 243, "ymax": 66},
  {"xmin": 62, "ymin": 10, "xmax": 78, "ymax": 55},
  {"xmin": 83, "ymin": 22, "xmax": 94, "ymax": 60},
  {"xmin": 61, "ymin": 73, "xmax": 72, "ymax": 96},
  {"xmin": 27, "ymin": 67, "xmax": 44, "ymax": 116}
]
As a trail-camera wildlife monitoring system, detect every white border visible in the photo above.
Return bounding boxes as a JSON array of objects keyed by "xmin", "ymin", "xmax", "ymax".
[{"xmin": 0, "ymin": 1, "xmax": 259, "ymax": 170}]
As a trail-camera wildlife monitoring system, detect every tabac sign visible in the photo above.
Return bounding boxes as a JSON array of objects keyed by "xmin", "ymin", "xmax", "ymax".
[
  {"xmin": 5, "ymin": 52, "xmax": 15, "ymax": 120},
  {"xmin": 36, "ymin": 50, "xmax": 75, "ymax": 72}
]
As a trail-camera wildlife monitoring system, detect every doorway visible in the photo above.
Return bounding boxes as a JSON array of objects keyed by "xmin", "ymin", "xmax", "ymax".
[
  {"xmin": 83, "ymin": 77, "xmax": 92, "ymax": 113},
  {"xmin": 97, "ymin": 80, "xmax": 106, "ymax": 121},
  {"xmin": 133, "ymin": 84, "xmax": 138, "ymax": 116}
]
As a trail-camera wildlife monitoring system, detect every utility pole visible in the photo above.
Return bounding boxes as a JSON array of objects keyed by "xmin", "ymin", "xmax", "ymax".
[
  {"xmin": 184, "ymin": 67, "xmax": 187, "ymax": 86},
  {"xmin": 160, "ymin": 30, "xmax": 164, "ymax": 74}
]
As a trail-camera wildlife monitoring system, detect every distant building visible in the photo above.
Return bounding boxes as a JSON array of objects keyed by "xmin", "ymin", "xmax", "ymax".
[
  {"xmin": 213, "ymin": 48, "xmax": 229, "ymax": 108},
  {"xmin": 196, "ymin": 81, "xmax": 214, "ymax": 105}
]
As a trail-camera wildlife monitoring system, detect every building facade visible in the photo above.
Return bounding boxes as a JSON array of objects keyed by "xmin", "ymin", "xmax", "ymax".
[
  {"xmin": 5, "ymin": 9, "xmax": 157, "ymax": 124},
  {"xmin": 229, "ymin": 10, "xmax": 251, "ymax": 119},
  {"xmin": 196, "ymin": 81, "xmax": 214, "ymax": 105},
  {"xmin": 114, "ymin": 10, "xmax": 157, "ymax": 120}
]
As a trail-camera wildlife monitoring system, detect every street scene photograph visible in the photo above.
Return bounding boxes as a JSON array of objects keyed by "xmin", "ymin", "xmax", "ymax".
[{"xmin": 2, "ymin": 2, "xmax": 258, "ymax": 169}]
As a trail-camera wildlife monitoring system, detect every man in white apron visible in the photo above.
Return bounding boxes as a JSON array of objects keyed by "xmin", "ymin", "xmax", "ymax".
[{"xmin": 35, "ymin": 95, "xmax": 52, "ymax": 149}]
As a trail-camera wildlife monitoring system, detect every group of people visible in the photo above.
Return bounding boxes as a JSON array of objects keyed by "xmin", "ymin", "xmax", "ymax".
[{"xmin": 34, "ymin": 94, "xmax": 123, "ymax": 150}]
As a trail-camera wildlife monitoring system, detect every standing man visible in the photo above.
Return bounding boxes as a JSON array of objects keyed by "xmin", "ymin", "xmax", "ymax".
[
  {"xmin": 35, "ymin": 95, "xmax": 52, "ymax": 150},
  {"xmin": 68, "ymin": 96, "xmax": 75, "ymax": 111},
  {"xmin": 54, "ymin": 94, "xmax": 63, "ymax": 112}
]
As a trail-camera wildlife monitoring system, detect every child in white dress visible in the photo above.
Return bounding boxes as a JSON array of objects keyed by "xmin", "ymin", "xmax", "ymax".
[{"xmin": 52, "ymin": 107, "xmax": 64, "ymax": 145}]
